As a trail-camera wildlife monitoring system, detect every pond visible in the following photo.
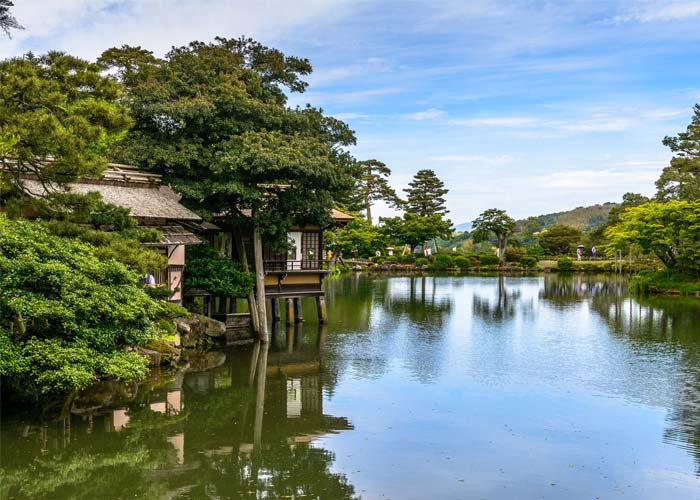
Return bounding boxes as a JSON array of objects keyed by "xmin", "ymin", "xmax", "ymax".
[{"xmin": 2, "ymin": 274, "xmax": 700, "ymax": 499}]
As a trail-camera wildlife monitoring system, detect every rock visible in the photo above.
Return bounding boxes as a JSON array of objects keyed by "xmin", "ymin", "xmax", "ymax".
[
  {"xmin": 182, "ymin": 351, "xmax": 227, "ymax": 372},
  {"xmin": 175, "ymin": 314, "xmax": 227, "ymax": 348}
]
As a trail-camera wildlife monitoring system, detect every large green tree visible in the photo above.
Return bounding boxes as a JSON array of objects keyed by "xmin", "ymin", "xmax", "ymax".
[
  {"xmin": 472, "ymin": 208, "xmax": 516, "ymax": 264},
  {"xmin": 403, "ymin": 169, "xmax": 449, "ymax": 217},
  {"xmin": 0, "ymin": 52, "xmax": 131, "ymax": 204},
  {"xmin": 656, "ymin": 104, "xmax": 700, "ymax": 201},
  {"xmin": 538, "ymin": 224, "xmax": 583, "ymax": 256},
  {"xmin": 327, "ymin": 216, "xmax": 387, "ymax": 258},
  {"xmin": 606, "ymin": 200, "xmax": 700, "ymax": 277},
  {"xmin": 99, "ymin": 38, "xmax": 358, "ymax": 342},
  {"xmin": 350, "ymin": 159, "xmax": 402, "ymax": 223},
  {"xmin": 99, "ymin": 38, "xmax": 356, "ymax": 245},
  {"xmin": 380, "ymin": 213, "xmax": 453, "ymax": 253}
]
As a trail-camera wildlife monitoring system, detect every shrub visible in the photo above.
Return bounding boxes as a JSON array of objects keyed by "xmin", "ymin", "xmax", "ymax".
[
  {"xmin": 454, "ymin": 256, "xmax": 470, "ymax": 269},
  {"xmin": 415, "ymin": 257, "xmax": 430, "ymax": 267},
  {"xmin": 478, "ymin": 254, "xmax": 500, "ymax": 266},
  {"xmin": 557, "ymin": 257, "xmax": 574, "ymax": 271},
  {"xmin": 385, "ymin": 256, "xmax": 398, "ymax": 264},
  {"xmin": 432, "ymin": 253, "xmax": 453, "ymax": 269},
  {"xmin": 520, "ymin": 256, "xmax": 537, "ymax": 269},
  {"xmin": 0, "ymin": 215, "xmax": 182, "ymax": 399},
  {"xmin": 504, "ymin": 247, "xmax": 526, "ymax": 262},
  {"xmin": 374, "ymin": 257, "xmax": 385, "ymax": 265},
  {"xmin": 399, "ymin": 253, "xmax": 416, "ymax": 263},
  {"xmin": 184, "ymin": 244, "xmax": 254, "ymax": 297}
]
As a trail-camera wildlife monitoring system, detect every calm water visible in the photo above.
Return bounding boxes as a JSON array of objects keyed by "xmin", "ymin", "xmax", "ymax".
[{"xmin": 3, "ymin": 274, "xmax": 700, "ymax": 499}]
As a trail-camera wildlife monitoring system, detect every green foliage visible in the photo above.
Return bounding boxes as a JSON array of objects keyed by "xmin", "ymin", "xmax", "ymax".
[
  {"xmin": 0, "ymin": 215, "xmax": 178, "ymax": 398},
  {"xmin": 0, "ymin": 1, "xmax": 22, "ymax": 36},
  {"xmin": 328, "ymin": 216, "xmax": 386, "ymax": 258},
  {"xmin": 538, "ymin": 224, "xmax": 583, "ymax": 255},
  {"xmin": 431, "ymin": 253, "xmax": 453, "ymax": 270},
  {"xmin": 606, "ymin": 200, "xmax": 700, "ymax": 277},
  {"xmin": 0, "ymin": 51, "xmax": 131, "ymax": 202},
  {"xmin": 183, "ymin": 243, "xmax": 254, "ymax": 297},
  {"xmin": 403, "ymin": 169, "xmax": 449, "ymax": 217},
  {"xmin": 415, "ymin": 257, "xmax": 430, "ymax": 267},
  {"xmin": 349, "ymin": 159, "xmax": 402, "ymax": 221},
  {"xmin": 557, "ymin": 257, "xmax": 574, "ymax": 271},
  {"xmin": 478, "ymin": 254, "xmax": 500, "ymax": 266},
  {"xmin": 454, "ymin": 256, "xmax": 470, "ymax": 269},
  {"xmin": 520, "ymin": 255, "xmax": 537, "ymax": 268},
  {"xmin": 42, "ymin": 220, "xmax": 166, "ymax": 274},
  {"xmin": 630, "ymin": 270, "xmax": 700, "ymax": 295},
  {"xmin": 656, "ymin": 104, "xmax": 700, "ymax": 201},
  {"xmin": 100, "ymin": 38, "xmax": 356, "ymax": 248},
  {"xmin": 504, "ymin": 247, "xmax": 526, "ymax": 262},
  {"xmin": 472, "ymin": 208, "xmax": 515, "ymax": 263},
  {"xmin": 380, "ymin": 213, "xmax": 453, "ymax": 251}
]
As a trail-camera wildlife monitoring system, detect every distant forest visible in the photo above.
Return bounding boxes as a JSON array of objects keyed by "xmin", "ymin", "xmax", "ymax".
[{"xmin": 516, "ymin": 202, "xmax": 618, "ymax": 232}]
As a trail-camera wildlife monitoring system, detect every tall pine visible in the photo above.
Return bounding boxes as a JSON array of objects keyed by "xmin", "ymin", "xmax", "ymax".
[
  {"xmin": 351, "ymin": 159, "xmax": 402, "ymax": 223},
  {"xmin": 404, "ymin": 169, "xmax": 449, "ymax": 217}
]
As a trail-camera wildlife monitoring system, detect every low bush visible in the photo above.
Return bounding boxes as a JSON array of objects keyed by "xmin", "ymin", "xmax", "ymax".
[
  {"xmin": 520, "ymin": 255, "xmax": 537, "ymax": 269},
  {"xmin": 454, "ymin": 256, "xmax": 470, "ymax": 269},
  {"xmin": 478, "ymin": 254, "xmax": 500, "ymax": 266},
  {"xmin": 415, "ymin": 257, "xmax": 430, "ymax": 267},
  {"xmin": 557, "ymin": 257, "xmax": 574, "ymax": 271},
  {"xmin": 432, "ymin": 253, "xmax": 453, "ymax": 270},
  {"xmin": 505, "ymin": 247, "xmax": 526, "ymax": 263}
]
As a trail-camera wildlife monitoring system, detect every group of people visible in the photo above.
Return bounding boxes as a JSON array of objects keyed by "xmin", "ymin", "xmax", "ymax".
[{"xmin": 576, "ymin": 245, "xmax": 596, "ymax": 261}]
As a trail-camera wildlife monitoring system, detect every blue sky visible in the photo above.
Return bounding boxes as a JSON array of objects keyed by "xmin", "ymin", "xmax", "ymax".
[{"xmin": 4, "ymin": 1, "xmax": 700, "ymax": 223}]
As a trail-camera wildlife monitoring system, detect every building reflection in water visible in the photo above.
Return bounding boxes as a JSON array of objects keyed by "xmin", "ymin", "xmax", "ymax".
[{"xmin": 0, "ymin": 323, "xmax": 357, "ymax": 499}]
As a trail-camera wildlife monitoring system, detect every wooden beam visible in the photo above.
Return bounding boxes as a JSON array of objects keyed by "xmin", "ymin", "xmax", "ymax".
[
  {"xmin": 286, "ymin": 298, "xmax": 294, "ymax": 325},
  {"xmin": 270, "ymin": 298, "xmax": 281, "ymax": 322},
  {"xmin": 253, "ymin": 227, "xmax": 269, "ymax": 343}
]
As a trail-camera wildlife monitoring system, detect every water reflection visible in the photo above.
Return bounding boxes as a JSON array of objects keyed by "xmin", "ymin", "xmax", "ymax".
[
  {"xmin": 4, "ymin": 274, "xmax": 700, "ymax": 498},
  {"xmin": 0, "ymin": 326, "xmax": 356, "ymax": 499}
]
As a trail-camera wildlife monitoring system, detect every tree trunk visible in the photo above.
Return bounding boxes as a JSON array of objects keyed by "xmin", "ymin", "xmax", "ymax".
[
  {"xmin": 253, "ymin": 227, "xmax": 269, "ymax": 343},
  {"xmin": 234, "ymin": 230, "xmax": 259, "ymax": 333}
]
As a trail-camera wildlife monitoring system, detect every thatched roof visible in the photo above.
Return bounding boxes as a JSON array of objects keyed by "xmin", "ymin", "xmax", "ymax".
[{"xmin": 21, "ymin": 179, "xmax": 201, "ymax": 221}]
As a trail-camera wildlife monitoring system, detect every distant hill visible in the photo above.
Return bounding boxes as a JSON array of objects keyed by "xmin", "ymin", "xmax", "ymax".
[
  {"xmin": 516, "ymin": 202, "xmax": 618, "ymax": 232},
  {"xmin": 453, "ymin": 203, "xmax": 618, "ymax": 235}
]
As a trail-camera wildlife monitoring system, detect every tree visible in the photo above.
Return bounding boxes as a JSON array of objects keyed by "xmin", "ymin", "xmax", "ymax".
[
  {"xmin": 472, "ymin": 209, "xmax": 516, "ymax": 264},
  {"xmin": 403, "ymin": 169, "xmax": 449, "ymax": 217},
  {"xmin": 380, "ymin": 213, "xmax": 453, "ymax": 253},
  {"xmin": 184, "ymin": 243, "xmax": 254, "ymax": 297},
  {"xmin": 0, "ymin": 215, "xmax": 182, "ymax": 399},
  {"xmin": 0, "ymin": 52, "xmax": 131, "ymax": 207},
  {"xmin": 99, "ymin": 38, "xmax": 358, "ymax": 341},
  {"xmin": 350, "ymin": 159, "xmax": 402, "ymax": 223},
  {"xmin": 606, "ymin": 200, "xmax": 700, "ymax": 277},
  {"xmin": 327, "ymin": 216, "xmax": 387, "ymax": 258},
  {"xmin": 656, "ymin": 104, "xmax": 700, "ymax": 201},
  {"xmin": 538, "ymin": 224, "xmax": 583, "ymax": 255},
  {"xmin": 0, "ymin": 0, "xmax": 22, "ymax": 37}
]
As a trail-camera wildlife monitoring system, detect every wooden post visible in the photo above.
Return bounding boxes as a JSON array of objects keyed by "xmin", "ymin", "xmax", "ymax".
[
  {"xmin": 286, "ymin": 324, "xmax": 295, "ymax": 353},
  {"xmin": 294, "ymin": 297, "xmax": 304, "ymax": 323},
  {"xmin": 316, "ymin": 295, "xmax": 328, "ymax": 324},
  {"xmin": 285, "ymin": 298, "xmax": 294, "ymax": 325},
  {"xmin": 253, "ymin": 343, "xmax": 268, "ymax": 449},
  {"xmin": 234, "ymin": 230, "xmax": 259, "ymax": 334},
  {"xmin": 317, "ymin": 324, "xmax": 327, "ymax": 349},
  {"xmin": 271, "ymin": 298, "xmax": 281, "ymax": 322},
  {"xmin": 253, "ymin": 227, "xmax": 269, "ymax": 343}
]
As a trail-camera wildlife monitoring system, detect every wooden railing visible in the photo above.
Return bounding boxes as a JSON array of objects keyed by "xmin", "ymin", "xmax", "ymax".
[{"xmin": 264, "ymin": 259, "xmax": 323, "ymax": 271}]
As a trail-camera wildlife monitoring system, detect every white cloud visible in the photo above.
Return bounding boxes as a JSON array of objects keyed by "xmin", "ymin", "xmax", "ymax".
[
  {"xmin": 617, "ymin": 2, "xmax": 700, "ymax": 23},
  {"xmin": 401, "ymin": 108, "xmax": 446, "ymax": 120},
  {"xmin": 429, "ymin": 154, "xmax": 516, "ymax": 164},
  {"xmin": 534, "ymin": 169, "xmax": 658, "ymax": 190},
  {"xmin": 450, "ymin": 116, "xmax": 541, "ymax": 127},
  {"xmin": 2, "ymin": 0, "xmax": 354, "ymax": 59}
]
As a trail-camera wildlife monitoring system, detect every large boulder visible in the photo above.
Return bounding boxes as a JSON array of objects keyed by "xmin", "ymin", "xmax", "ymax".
[{"xmin": 175, "ymin": 314, "xmax": 227, "ymax": 348}]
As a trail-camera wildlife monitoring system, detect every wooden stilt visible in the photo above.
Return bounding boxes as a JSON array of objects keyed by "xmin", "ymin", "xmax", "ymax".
[
  {"xmin": 316, "ymin": 295, "xmax": 328, "ymax": 324},
  {"xmin": 286, "ymin": 298, "xmax": 294, "ymax": 324},
  {"xmin": 271, "ymin": 298, "xmax": 281, "ymax": 322},
  {"xmin": 286, "ymin": 324, "xmax": 295, "ymax": 353},
  {"xmin": 253, "ymin": 227, "xmax": 269, "ymax": 343},
  {"xmin": 294, "ymin": 297, "xmax": 304, "ymax": 323},
  {"xmin": 234, "ymin": 230, "xmax": 259, "ymax": 333},
  {"xmin": 317, "ymin": 324, "xmax": 327, "ymax": 349},
  {"xmin": 253, "ymin": 344, "xmax": 268, "ymax": 449}
]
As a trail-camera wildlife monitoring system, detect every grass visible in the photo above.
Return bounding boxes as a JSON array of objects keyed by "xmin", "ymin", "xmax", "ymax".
[{"xmin": 631, "ymin": 271, "xmax": 700, "ymax": 295}]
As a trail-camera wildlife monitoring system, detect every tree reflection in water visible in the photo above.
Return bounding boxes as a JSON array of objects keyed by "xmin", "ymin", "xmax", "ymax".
[{"xmin": 0, "ymin": 325, "xmax": 357, "ymax": 499}]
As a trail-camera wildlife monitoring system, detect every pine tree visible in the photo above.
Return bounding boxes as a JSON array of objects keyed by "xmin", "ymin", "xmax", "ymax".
[
  {"xmin": 404, "ymin": 169, "xmax": 449, "ymax": 217},
  {"xmin": 0, "ymin": 1, "xmax": 22, "ymax": 37},
  {"xmin": 351, "ymin": 159, "xmax": 402, "ymax": 223},
  {"xmin": 656, "ymin": 104, "xmax": 700, "ymax": 201}
]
